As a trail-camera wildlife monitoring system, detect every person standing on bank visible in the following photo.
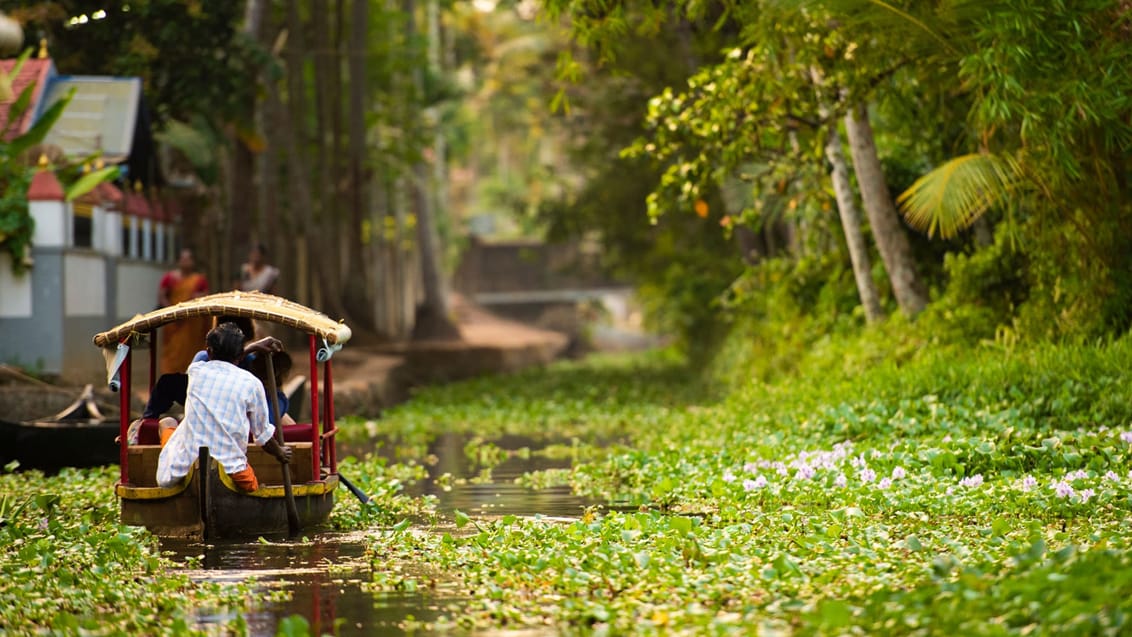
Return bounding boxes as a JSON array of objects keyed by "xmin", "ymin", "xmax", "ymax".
[
  {"xmin": 158, "ymin": 248, "xmax": 210, "ymax": 374},
  {"xmin": 156, "ymin": 322, "xmax": 292, "ymax": 492},
  {"xmin": 237, "ymin": 243, "xmax": 279, "ymax": 294}
]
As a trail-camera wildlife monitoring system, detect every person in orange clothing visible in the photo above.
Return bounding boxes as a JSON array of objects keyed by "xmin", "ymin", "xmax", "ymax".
[{"xmin": 157, "ymin": 248, "xmax": 210, "ymax": 374}]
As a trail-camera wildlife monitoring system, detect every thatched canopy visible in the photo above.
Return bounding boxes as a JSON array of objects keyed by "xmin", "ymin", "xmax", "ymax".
[{"xmin": 92, "ymin": 291, "xmax": 351, "ymax": 348}]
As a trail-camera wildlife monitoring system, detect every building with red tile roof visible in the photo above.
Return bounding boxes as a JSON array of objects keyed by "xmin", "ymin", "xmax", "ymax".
[{"xmin": 0, "ymin": 57, "xmax": 55, "ymax": 141}]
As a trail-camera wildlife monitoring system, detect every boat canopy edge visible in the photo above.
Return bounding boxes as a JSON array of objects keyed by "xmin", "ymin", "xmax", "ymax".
[{"xmin": 93, "ymin": 291, "xmax": 352, "ymax": 348}]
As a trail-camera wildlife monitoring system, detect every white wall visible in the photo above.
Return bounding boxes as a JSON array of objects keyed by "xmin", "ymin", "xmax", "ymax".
[
  {"xmin": 117, "ymin": 261, "xmax": 164, "ymax": 320},
  {"xmin": 0, "ymin": 253, "xmax": 33, "ymax": 318},
  {"xmin": 64, "ymin": 252, "xmax": 106, "ymax": 316}
]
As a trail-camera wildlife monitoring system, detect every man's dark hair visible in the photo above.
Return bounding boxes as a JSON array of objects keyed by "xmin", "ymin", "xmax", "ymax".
[
  {"xmin": 215, "ymin": 315, "xmax": 255, "ymax": 342},
  {"xmin": 207, "ymin": 322, "xmax": 247, "ymax": 363}
]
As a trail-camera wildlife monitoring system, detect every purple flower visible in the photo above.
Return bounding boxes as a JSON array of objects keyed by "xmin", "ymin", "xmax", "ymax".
[
  {"xmin": 1079, "ymin": 488, "xmax": 1096, "ymax": 503},
  {"xmin": 773, "ymin": 462, "xmax": 789, "ymax": 476},
  {"xmin": 743, "ymin": 476, "xmax": 768, "ymax": 491},
  {"xmin": 795, "ymin": 466, "xmax": 816, "ymax": 481},
  {"xmin": 959, "ymin": 474, "xmax": 983, "ymax": 488},
  {"xmin": 834, "ymin": 473, "xmax": 847, "ymax": 488},
  {"xmin": 878, "ymin": 477, "xmax": 892, "ymax": 490},
  {"xmin": 743, "ymin": 462, "xmax": 759, "ymax": 473},
  {"xmin": 1066, "ymin": 470, "xmax": 1088, "ymax": 481},
  {"xmin": 722, "ymin": 470, "xmax": 737, "ymax": 483},
  {"xmin": 1053, "ymin": 481, "xmax": 1075, "ymax": 498},
  {"xmin": 859, "ymin": 468, "xmax": 877, "ymax": 484},
  {"xmin": 1019, "ymin": 475, "xmax": 1037, "ymax": 491},
  {"xmin": 1121, "ymin": 431, "xmax": 1132, "ymax": 444},
  {"xmin": 1105, "ymin": 471, "xmax": 1119, "ymax": 482},
  {"xmin": 891, "ymin": 466, "xmax": 907, "ymax": 480}
]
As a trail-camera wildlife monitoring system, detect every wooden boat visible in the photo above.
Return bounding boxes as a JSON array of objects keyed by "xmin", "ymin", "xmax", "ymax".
[
  {"xmin": 93, "ymin": 291, "xmax": 351, "ymax": 539},
  {"xmin": 0, "ymin": 383, "xmax": 121, "ymax": 471}
]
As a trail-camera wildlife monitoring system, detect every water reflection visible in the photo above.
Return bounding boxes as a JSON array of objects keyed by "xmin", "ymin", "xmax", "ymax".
[{"xmin": 169, "ymin": 434, "xmax": 588, "ymax": 635}]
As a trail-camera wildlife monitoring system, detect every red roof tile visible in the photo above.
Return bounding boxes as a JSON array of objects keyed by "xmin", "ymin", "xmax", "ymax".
[
  {"xmin": 96, "ymin": 181, "xmax": 123, "ymax": 207},
  {"xmin": 27, "ymin": 168, "xmax": 64, "ymax": 201},
  {"xmin": 0, "ymin": 58, "xmax": 55, "ymax": 142},
  {"xmin": 124, "ymin": 189, "xmax": 151, "ymax": 218}
]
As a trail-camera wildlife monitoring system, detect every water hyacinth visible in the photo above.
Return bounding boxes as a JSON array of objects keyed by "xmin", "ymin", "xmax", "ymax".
[
  {"xmin": 743, "ymin": 475, "xmax": 768, "ymax": 491},
  {"xmin": 350, "ymin": 336, "xmax": 1132, "ymax": 634},
  {"xmin": 1121, "ymin": 431, "xmax": 1132, "ymax": 444},
  {"xmin": 959, "ymin": 474, "xmax": 983, "ymax": 488}
]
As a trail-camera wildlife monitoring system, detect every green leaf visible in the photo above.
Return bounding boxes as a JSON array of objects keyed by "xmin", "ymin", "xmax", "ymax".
[
  {"xmin": 817, "ymin": 598, "xmax": 853, "ymax": 628},
  {"xmin": 670, "ymin": 516, "xmax": 693, "ymax": 534},
  {"xmin": 65, "ymin": 166, "xmax": 119, "ymax": 202},
  {"xmin": 9, "ymin": 88, "xmax": 75, "ymax": 158},
  {"xmin": 897, "ymin": 153, "xmax": 1022, "ymax": 238},
  {"xmin": 454, "ymin": 509, "xmax": 470, "ymax": 529}
]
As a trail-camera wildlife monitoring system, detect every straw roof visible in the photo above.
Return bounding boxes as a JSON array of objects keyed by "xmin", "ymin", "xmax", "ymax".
[{"xmin": 92, "ymin": 291, "xmax": 352, "ymax": 348}]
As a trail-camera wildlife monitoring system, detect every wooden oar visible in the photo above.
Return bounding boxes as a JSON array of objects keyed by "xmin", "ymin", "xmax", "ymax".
[
  {"xmin": 265, "ymin": 354, "xmax": 300, "ymax": 537},
  {"xmin": 338, "ymin": 473, "xmax": 371, "ymax": 505}
]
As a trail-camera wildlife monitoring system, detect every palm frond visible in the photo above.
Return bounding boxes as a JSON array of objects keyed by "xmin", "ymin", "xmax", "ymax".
[{"xmin": 897, "ymin": 153, "xmax": 1021, "ymax": 238}]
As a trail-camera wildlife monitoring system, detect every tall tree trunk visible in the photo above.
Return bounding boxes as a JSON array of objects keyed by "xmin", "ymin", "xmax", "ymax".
[
  {"xmin": 824, "ymin": 124, "xmax": 883, "ymax": 323},
  {"xmin": 224, "ymin": 0, "xmax": 267, "ymax": 290},
  {"xmin": 342, "ymin": 0, "xmax": 375, "ymax": 328},
  {"xmin": 406, "ymin": 0, "xmax": 459, "ymax": 340},
  {"xmin": 286, "ymin": 0, "xmax": 348, "ymax": 319},
  {"xmin": 844, "ymin": 103, "xmax": 928, "ymax": 317}
]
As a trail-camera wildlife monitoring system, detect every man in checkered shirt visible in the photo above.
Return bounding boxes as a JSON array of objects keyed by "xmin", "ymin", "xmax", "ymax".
[{"xmin": 156, "ymin": 322, "xmax": 292, "ymax": 491}]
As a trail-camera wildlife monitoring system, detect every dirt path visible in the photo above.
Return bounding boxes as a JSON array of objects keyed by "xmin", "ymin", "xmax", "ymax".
[{"xmin": 327, "ymin": 294, "xmax": 569, "ymax": 408}]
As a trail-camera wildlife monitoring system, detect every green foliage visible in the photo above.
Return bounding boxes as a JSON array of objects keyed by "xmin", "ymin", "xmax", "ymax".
[
  {"xmin": 13, "ymin": 1, "xmax": 267, "ymax": 126},
  {"xmin": 356, "ymin": 334, "xmax": 1132, "ymax": 633},
  {"xmin": 898, "ymin": 153, "xmax": 1022, "ymax": 238},
  {"xmin": 0, "ymin": 51, "xmax": 79, "ymax": 274},
  {"xmin": 0, "ymin": 466, "xmax": 254, "ymax": 633},
  {"xmin": 328, "ymin": 455, "xmax": 437, "ymax": 530}
]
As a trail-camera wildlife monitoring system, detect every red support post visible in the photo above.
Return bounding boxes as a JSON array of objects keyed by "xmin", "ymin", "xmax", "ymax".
[
  {"xmin": 308, "ymin": 335, "xmax": 320, "ymax": 480},
  {"xmin": 324, "ymin": 359, "xmax": 336, "ymax": 474},
  {"xmin": 119, "ymin": 350, "xmax": 131, "ymax": 483}
]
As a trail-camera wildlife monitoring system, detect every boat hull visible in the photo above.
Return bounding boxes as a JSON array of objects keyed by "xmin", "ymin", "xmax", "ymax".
[
  {"xmin": 0, "ymin": 418, "xmax": 119, "ymax": 471},
  {"xmin": 117, "ymin": 445, "xmax": 336, "ymax": 539}
]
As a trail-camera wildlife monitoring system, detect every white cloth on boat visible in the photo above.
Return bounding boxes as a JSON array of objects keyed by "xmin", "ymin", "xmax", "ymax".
[{"xmin": 156, "ymin": 358, "xmax": 274, "ymax": 487}]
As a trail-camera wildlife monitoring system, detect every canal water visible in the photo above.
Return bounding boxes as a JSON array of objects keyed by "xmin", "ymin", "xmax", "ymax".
[{"xmin": 162, "ymin": 434, "xmax": 595, "ymax": 635}]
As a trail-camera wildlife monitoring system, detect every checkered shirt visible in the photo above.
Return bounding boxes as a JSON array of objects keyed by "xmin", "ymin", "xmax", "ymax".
[{"xmin": 157, "ymin": 359, "xmax": 275, "ymax": 487}]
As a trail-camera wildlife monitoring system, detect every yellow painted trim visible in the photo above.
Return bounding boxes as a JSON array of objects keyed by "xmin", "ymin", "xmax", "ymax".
[
  {"xmin": 216, "ymin": 470, "xmax": 338, "ymax": 498},
  {"xmin": 116, "ymin": 466, "xmax": 194, "ymax": 500}
]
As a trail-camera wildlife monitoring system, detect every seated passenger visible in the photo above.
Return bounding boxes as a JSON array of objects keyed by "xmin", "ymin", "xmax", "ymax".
[
  {"xmin": 128, "ymin": 316, "xmax": 286, "ymax": 444},
  {"xmin": 156, "ymin": 322, "xmax": 291, "ymax": 491}
]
